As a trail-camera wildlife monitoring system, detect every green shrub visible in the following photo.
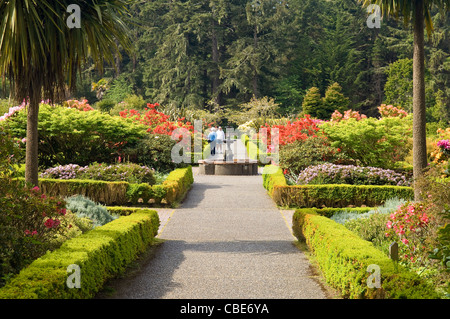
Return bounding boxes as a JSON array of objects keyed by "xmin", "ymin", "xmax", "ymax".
[
  {"xmin": 263, "ymin": 165, "xmax": 413, "ymax": 208},
  {"xmin": 293, "ymin": 211, "xmax": 439, "ymax": 299},
  {"xmin": 94, "ymin": 99, "xmax": 117, "ymax": 112},
  {"xmin": 280, "ymin": 136, "xmax": 349, "ymax": 176},
  {"xmin": 262, "ymin": 165, "xmax": 287, "ymax": 195},
  {"xmin": 65, "ymin": 195, "xmax": 118, "ymax": 228},
  {"xmin": 330, "ymin": 197, "xmax": 407, "ymax": 225},
  {"xmin": 272, "ymin": 184, "xmax": 413, "ymax": 208},
  {"xmin": 34, "ymin": 178, "xmax": 129, "ymax": 206},
  {"xmin": 126, "ymin": 183, "xmax": 154, "ymax": 205},
  {"xmin": 123, "ymin": 134, "xmax": 181, "ymax": 173},
  {"xmin": 109, "ymin": 95, "xmax": 147, "ymax": 116},
  {"xmin": 5, "ymin": 104, "xmax": 147, "ymax": 167},
  {"xmin": 106, "ymin": 206, "xmax": 155, "ymax": 216},
  {"xmin": 162, "ymin": 166, "xmax": 194, "ymax": 205},
  {"xmin": 23, "ymin": 167, "xmax": 193, "ymax": 208},
  {"xmin": 79, "ymin": 163, "xmax": 156, "ymax": 185},
  {"xmin": 321, "ymin": 116, "xmax": 413, "ymax": 169},
  {"xmin": 344, "ymin": 212, "xmax": 392, "ymax": 256},
  {"xmin": 0, "ymin": 210, "xmax": 160, "ymax": 299}
]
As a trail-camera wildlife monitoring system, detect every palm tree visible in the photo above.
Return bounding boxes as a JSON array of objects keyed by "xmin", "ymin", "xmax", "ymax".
[
  {"xmin": 0, "ymin": 0, "xmax": 131, "ymax": 185},
  {"xmin": 361, "ymin": 0, "xmax": 449, "ymax": 200}
]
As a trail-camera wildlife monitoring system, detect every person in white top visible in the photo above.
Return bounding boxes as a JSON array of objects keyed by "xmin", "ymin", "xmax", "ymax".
[{"xmin": 216, "ymin": 127, "xmax": 225, "ymax": 153}]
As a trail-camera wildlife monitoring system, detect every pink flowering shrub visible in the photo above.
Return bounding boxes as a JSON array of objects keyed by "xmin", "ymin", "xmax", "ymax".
[
  {"xmin": 385, "ymin": 201, "xmax": 436, "ymax": 267},
  {"xmin": 0, "ymin": 101, "xmax": 27, "ymax": 122},
  {"xmin": 63, "ymin": 99, "xmax": 94, "ymax": 112},
  {"xmin": 437, "ymin": 139, "xmax": 450, "ymax": 154},
  {"xmin": 330, "ymin": 109, "xmax": 367, "ymax": 122},
  {"xmin": 0, "ymin": 126, "xmax": 71, "ymax": 287},
  {"xmin": 378, "ymin": 104, "xmax": 408, "ymax": 119}
]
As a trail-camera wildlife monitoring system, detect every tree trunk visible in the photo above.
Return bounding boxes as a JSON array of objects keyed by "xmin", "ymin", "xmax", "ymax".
[
  {"xmin": 211, "ymin": 18, "xmax": 221, "ymax": 107},
  {"xmin": 25, "ymin": 97, "xmax": 40, "ymax": 186},
  {"xmin": 252, "ymin": 24, "xmax": 259, "ymax": 98},
  {"xmin": 412, "ymin": 2, "xmax": 427, "ymax": 201}
]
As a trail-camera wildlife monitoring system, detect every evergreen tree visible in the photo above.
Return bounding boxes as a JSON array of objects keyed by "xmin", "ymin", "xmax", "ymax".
[
  {"xmin": 384, "ymin": 58, "xmax": 414, "ymax": 111},
  {"xmin": 323, "ymin": 82, "xmax": 350, "ymax": 116},
  {"xmin": 301, "ymin": 87, "xmax": 324, "ymax": 118}
]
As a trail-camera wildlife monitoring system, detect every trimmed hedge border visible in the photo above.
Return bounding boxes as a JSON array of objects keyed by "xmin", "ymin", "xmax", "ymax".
[
  {"xmin": 263, "ymin": 165, "xmax": 414, "ymax": 208},
  {"xmin": 241, "ymin": 134, "xmax": 272, "ymax": 165},
  {"xmin": 0, "ymin": 209, "xmax": 160, "ymax": 299},
  {"xmin": 19, "ymin": 166, "xmax": 194, "ymax": 207},
  {"xmin": 293, "ymin": 209, "xmax": 439, "ymax": 299},
  {"xmin": 106, "ymin": 206, "xmax": 154, "ymax": 216}
]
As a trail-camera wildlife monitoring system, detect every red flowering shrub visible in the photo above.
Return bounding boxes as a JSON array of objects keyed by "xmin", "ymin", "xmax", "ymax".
[
  {"xmin": 260, "ymin": 115, "xmax": 321, "ymax": 146},
  {"xmin": 119, "ymin": 103, "xmax": 194, "ymax": 136}
]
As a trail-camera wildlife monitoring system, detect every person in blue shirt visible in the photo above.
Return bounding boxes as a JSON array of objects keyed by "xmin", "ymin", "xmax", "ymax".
[{"xmin": 207, "ymin": 128, "xmax": 217, "ymax": 155}]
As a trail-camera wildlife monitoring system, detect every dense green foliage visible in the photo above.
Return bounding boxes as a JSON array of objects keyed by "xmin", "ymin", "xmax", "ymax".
[
  {"xmin": 2, "ymin": 0, "xmax": 442, "ymax": 120},
  {"xmin": 4, "ymin": 104, "xmax": 147, "ymax": 168},
  {"xmin": 321, "ymin": 116, "xmax": 413, "ymax": 169}
]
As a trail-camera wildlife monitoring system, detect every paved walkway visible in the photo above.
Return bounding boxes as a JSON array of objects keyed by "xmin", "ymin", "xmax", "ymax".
[{"xmin": 102, "ymin": 139, "xmax": 329, "ymax": 299}]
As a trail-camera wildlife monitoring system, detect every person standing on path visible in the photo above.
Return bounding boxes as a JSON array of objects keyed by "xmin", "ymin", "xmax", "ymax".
[
  {"xmin": 216, "ymin": 127, "xmax": 225, "ymax": 153},
  {"xmin": 208, "ymin": 128, "xmax": 217, "ymax": 155}
]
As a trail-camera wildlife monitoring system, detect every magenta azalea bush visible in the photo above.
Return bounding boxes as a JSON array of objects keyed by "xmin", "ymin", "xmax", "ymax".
[
  {"xmin": 437, "ymin": 139, "xmax": 450, "ymax": 157},
  {"xmin": 295, "ymin": 162, "xmax": 410, "ymax": 186}
]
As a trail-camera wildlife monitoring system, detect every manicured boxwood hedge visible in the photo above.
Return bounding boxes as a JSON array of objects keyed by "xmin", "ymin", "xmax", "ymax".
[
  {"xmin": 0, "ymin": 210, "xmax": 160, "ymax": 299},
  {"xmin": 241, "ymin": 134, "xmax": 272, "ymax": 165},
  {"xmin": 19, "ymin": 166, "xmax": 194, "ymax": 207},
  {"xmin": 293, "ymin": 209, "xmax": 439, "ymax": 299},
  {"xmin": 163, "ymin": 165, "xmax": 194, "ymax": 204},
  {"xmin": 37, "ymin": 179, "xmax": 129, "ymax": 205},
  {"xmin": 263, "ymin": 165, "xmax": 414, "ymax": 208}
]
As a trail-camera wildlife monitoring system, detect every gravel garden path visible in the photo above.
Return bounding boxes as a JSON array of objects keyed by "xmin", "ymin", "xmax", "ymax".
[{"xmin": 101, "ymin": 139, "xmax": 331, "ymax": 299}]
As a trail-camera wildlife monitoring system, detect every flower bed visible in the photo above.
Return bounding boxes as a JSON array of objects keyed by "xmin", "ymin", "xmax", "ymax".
[
  {"xmin": 263, "ymin": 165, "xmax": 413, "ymax": 208},
  {"xmin": 40, "ymin": 163, "xmax": 156, "ymax": 185},
  {"xmin": 294, "ymin": 163, "xmax": 411, "ymax": 186},
  {"xmin": 292, "ymin": 209, "xmax": 438, "ymax": 299},
  {"xmin": 20, "ymin": 166, "xmax": 194, "ymax": 207},
  {"xmin": 0, "ymin": 209, "xmax": 160, "ymax": 299}
]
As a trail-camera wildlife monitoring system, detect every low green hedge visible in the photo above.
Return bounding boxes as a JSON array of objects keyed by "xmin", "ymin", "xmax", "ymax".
[
  {"xmin": 293, "ymin": 209, "xmax": 439, "ymax": 299},
  {"xmin": 241, "ymin": 134, "xmax": 272, "ymax": 165},
  {"xmin": 163, "ymin": 166, "xmax": 194, "ymax": 204},
  {"xmin": 106, "ymin": 206, "xmax": 155, "ymax": 216},
  {"xmin": 0, "ymin": 210, "xmax": 160, "ymax": 299},
  {"xmin": 263, "ymin": 165, "xmax": 414, "ymax": 208},
  {"xmin": 262, "ymin": 165, "xmax": 288, "ymax": 193},
  {"xmin": 23, "ymin": 166, "xmax": 194, "ymax": 207}
]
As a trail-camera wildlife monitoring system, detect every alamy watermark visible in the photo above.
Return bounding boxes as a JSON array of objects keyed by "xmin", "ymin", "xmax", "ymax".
[
  {"xmin": 367, "ymin": 264, "xmax": 381, "ymax": 288},
  {"xmin": 169, "ymin": 120, "xmax": 280, "ymax": 169},
  {"xmin": 66, "ymin": 264, "xmax": 81, "ymax": 289},
  {"xmin": 366, "ymin": 4, "xmax": 382, "ymax": 29},
  {"xmin": 66, "ymin": 4, "xmax": 81, "ymax": 29}
]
